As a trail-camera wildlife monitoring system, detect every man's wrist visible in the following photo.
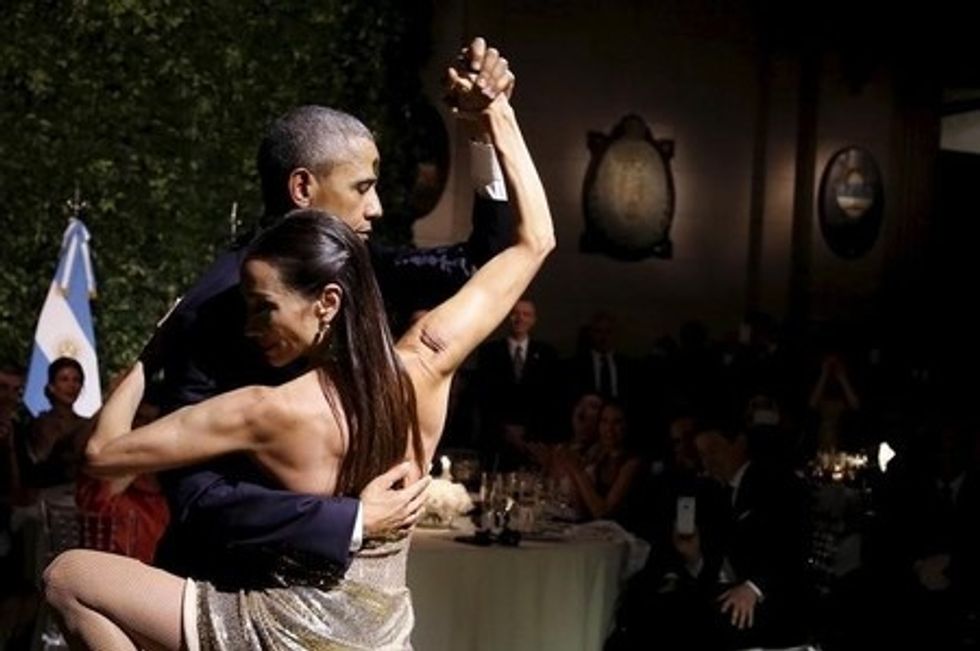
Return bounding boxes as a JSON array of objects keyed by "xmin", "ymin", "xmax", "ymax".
[{"xmin": 470, "ymin": 141, "xmax": 507, "ymax": 201}]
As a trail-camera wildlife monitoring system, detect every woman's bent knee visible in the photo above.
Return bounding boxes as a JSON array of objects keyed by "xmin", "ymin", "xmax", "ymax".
[{"xmin": 43, "ymin": 549, "xmax": 90, "ymax": 610}]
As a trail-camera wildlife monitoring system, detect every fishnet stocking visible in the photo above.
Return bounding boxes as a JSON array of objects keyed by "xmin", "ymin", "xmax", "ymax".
[{"xmin": 44, "ymin": 549, "xmax": 185, "ymax": 651}]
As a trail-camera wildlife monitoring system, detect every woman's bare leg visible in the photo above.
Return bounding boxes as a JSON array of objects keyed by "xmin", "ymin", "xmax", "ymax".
[{"xmin": 43, "ymin": 549, "xmax": 185, "ymax": 651}]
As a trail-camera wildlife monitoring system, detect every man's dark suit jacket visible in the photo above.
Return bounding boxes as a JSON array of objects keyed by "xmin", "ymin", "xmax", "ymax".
[
  {"xmin": 477, "ymin": 339, "xmax": 558, "ymax": 450},
  {"xmin": 714, "ymin": 463, "xmax": 807, "ymax": 601},
  {"xmin": 565, "ymin": 350, "xmax": 635, "ymax": 405},
  {"xmin": 696, "ymin": 462, "xmax": 808, "ymax": 647},
  {"xmin": 146, "ymin": 196, "xmax": 510, "ymax": 586},
  {"xmin": 611, "ymin": 463, "xmax": 808, "ymax": 650}
]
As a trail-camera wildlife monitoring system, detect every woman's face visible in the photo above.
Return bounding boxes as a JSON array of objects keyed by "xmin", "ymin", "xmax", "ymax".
[
  {"xmin": 48, "ymin": 366, "xmax": 83, "ymax": 407},
  {"xmin": 598, "ymin": 404, "xmax": 626, "ymax": 450},
  {"xmin": 572, "ymin": 393, "xmax": 603, "ymax": 439},
  {"xmin": 242, "ymin": 259, "xmax": 320, "ymax": 367}
]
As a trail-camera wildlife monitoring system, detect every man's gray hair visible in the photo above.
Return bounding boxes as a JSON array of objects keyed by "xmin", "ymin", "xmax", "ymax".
[{"xmin": 257, "ymin": 105, "xmax": 373, "ymax": 217}]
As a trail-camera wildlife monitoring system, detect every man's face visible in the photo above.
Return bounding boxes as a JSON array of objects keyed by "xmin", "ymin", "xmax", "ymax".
[
  {"xmin": 669, "ymin": 417, "xmax": 699, "ymax": 470},
  {"xmin": 695, "ymin": 430, "xmax": 744, "ymax": 483},
  {"xmin": 590, "ymin": 316, "xmax": 614, "ymax": 352},
  {"xmin": 0, "ymin": 371, "xmax": 24, "ymax": 414},
  {"xmin": 309, "ymin": 137, "xmax": 383, "ymax": 238},
  {"xmin": 508, "ymin": 300, "xmax": 537, "ymax": 339}
]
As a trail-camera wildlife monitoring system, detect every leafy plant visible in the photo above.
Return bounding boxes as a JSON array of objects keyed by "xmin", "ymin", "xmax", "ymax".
[{"xmin": 0, "ymin": 0, "xmax": 431, "ymax": 377}]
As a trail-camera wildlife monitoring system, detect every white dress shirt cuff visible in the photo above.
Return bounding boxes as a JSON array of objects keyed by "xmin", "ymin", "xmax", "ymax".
[
  {"xmin": 470, "ymin": 141, "xmax": 507, "ymax": 201},
  {"xmin": 745, "ymin": 580, "xmax": 764, "ymax": 601},
  {"xmin": 349, "ymin": 502, "xmax": 364, "ymax": 552}
]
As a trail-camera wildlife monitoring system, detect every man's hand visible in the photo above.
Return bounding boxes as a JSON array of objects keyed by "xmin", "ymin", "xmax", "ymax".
[
  {"xmin": 0, "ymin": 417, "xmax": 13, "ymax": 445},
  {"xmin": 672, "ymin": 528, "xmax": 702, "ymax": 566},
  {"xmin": 718, "ymin": 582, "xmax": 759, "ymax": 630},
  {"xmin": 360, "ymin": 461, "xmax": 432, "ymax": 537},
  {"xmin": 914, "ymin": 553, "xmax": 952, "ymax": 591}
]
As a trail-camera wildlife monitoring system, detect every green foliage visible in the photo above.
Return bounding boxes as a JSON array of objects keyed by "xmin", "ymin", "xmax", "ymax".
[{"xmin": 0, "ymin": 0, "xmax": 431, "ymax": 377}]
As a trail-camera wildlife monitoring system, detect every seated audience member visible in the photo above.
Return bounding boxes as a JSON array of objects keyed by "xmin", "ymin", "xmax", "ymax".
[
  {"xmin": 1, "ymin": 364, "xmax": 28, "ymax": 500},
  {"xmin": 554, "ymin": 401, "xmax": 643, "ymax": 524},
  {"xmin": 75, "ymin": 396, "xmax": 170, "ymax": 563},
  {"xmin": 632, "ymin": 412, "xmax": 716, "ymax": 546},
  {"xmin": 881, "ymin": 407, "xmax": 980, "ymax": 649},
  {"xmin": 28, "ymin": 357, "xmax": 91, "ymax": 487},
  {"xmin": 609, "ymin": 413, "xmax": 808, "ymax": 650},
  {"xmin": 1, "ymin": 363, "xmax": 29, "ymax": 589}
]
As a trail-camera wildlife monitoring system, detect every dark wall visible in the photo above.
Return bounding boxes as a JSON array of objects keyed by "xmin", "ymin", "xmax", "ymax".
[{"xmin": 419, "ymin": 0, "xmax": 941, "ymax": 355}]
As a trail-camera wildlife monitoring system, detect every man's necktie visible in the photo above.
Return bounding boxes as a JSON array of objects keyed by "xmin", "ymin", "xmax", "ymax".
[
  {"xmin": 513, "ymin": 344, "xmax": 525, "ymax": 382},
  {"xmin": 598, "ymin": 354, "xmax": 612, "ymax": 396}
]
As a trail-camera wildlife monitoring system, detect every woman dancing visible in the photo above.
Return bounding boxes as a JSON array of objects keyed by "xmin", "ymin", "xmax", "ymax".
[{"xmin": 43, "ymin": 58, "xmax": 554, "ymax": 650}]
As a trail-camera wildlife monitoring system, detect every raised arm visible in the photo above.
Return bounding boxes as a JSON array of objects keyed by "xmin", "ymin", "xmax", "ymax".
[
  {"xmin": 397, "ymin": 86, "xmax": 554, "ymax": 443},
  {"xmin": 371, "ymin": 38, "xmax": 515, "ymax": 330}
]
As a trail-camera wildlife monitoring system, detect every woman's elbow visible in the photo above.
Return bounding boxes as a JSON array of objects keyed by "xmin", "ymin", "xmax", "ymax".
[
  {"xmin": 527, "ymin": 230, "xmax": 556, "ymax": 259},
  {"xmin": 83, "ymin": 441, "xmax": 114, "ymax": 477},
  {"xmin": 538, "ymin": 232, "xmax": 557, "ymax": 256}
]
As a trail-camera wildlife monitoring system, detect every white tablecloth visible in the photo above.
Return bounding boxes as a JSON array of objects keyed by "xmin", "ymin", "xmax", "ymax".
[{"xmin": 407, "ymin": 528, "xmax": 627, "ymax": 651}]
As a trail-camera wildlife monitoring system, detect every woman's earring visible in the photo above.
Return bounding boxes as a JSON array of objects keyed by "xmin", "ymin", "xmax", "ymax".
[{"xmin": 315, "ymin": 320, "xmax": 331, "ymax": 345}]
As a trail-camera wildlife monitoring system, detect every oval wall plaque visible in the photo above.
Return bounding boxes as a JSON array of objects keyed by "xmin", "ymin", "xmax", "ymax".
[
  {"xmin": 581, "ymin": 114, "xmax": 675, "ymax": 260},
  {"xmin": 818, "ymin": 147, "xmax": 884, "ymax": 259}
]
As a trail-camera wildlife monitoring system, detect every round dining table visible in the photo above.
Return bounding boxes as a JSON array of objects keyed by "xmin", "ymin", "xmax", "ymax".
[{"xmin": 407, "ymin": 527, "xmax": 629, "ymax": 651}]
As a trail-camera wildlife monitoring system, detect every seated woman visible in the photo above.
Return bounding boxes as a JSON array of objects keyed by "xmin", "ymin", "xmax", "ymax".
[
  {"xmin": 42, "ymin": 70, "xmax": 554, "ymax": 650},
  {"xmin": 554, "ymin": 400, "xmax": 643, "ymax": 524},
  {"xmin": 28, "ymin": 357, "xmax": 91, "ymax": 487},
  {"xmin": 75, "ymin": 396, "xmax": 169, "ymax": 564}
]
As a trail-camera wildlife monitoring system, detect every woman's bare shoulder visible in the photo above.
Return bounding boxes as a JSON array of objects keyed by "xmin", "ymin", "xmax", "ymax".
[{"xmin": 249, "ymin": 371, "xmax": 329, "ymax": 425}]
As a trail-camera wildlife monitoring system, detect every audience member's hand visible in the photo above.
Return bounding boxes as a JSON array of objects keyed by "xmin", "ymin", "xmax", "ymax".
[
  {"xmin": 914, "ymin": 553, "xmax": 951, "ymax": 591},
  {"xmin": 822, "ymin": 354, "xmax": 844, "ymax": 377},
  {"xmin": 0, "ymin": 417, "xmax": 13, "ymax": 444},
  {"xmin": 672, "ymin": 528, "xmax": 702, "ymax": 565},
  {"xmin": 718, "ymin": 582, "xmax": 759, "ymax": 629},
  {"xmin": 526, "ymin": 441, "xmax": 553, "ymax": 469},
  {"xmin": 552, "ymin": 446, "xmax": 584, "ymax": 475},
  {"xmin": 360, "ymin": 461, "xmax": 432, "ymax": 537},
  {"xmin": 503, "ymin": 423, "xmax": 527, "ymax": 449}
]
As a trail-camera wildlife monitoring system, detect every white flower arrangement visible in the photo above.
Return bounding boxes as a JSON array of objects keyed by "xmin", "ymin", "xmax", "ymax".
[{"xmin": 420, "ymin": 477, "xmax": 474, "ymax": 529}]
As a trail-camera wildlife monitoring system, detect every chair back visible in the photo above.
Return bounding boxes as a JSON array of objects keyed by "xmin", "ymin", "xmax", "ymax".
[{"xmin": 39, "ymin": 499, "xmax": 137, "ymax": 562}]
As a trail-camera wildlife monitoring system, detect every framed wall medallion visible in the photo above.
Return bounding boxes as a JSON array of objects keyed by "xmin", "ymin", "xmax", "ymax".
[
  {"xmin": 581, "ymin": 114, "xmax": 676, "ymax": 260},
  {"xmin": 818, "ymin": 147, "xmax": 884, "ymax": 259}
]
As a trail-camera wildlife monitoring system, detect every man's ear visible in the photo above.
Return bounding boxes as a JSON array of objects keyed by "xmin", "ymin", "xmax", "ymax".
[
  {"xmin": 316, "ymin": 283, "xmax": 344, "ymax": 324},
  {"xmin": 287, "ymin": 168, "xmax": 318, "ymax": 209}
]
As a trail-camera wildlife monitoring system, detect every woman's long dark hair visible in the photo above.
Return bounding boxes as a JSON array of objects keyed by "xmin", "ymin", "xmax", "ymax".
[{"xmin": 245, "ymin": 210, "xmax": 422, "ymax": 496}]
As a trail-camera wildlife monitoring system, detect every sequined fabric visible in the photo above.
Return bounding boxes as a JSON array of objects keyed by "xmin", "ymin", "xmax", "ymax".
[{"xmin": 194, "ymin": 536, "xmax": 413, "ymax": 650}]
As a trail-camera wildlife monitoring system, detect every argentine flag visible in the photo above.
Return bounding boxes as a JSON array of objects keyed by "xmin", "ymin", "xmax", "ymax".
[{"xmin": 24, "ymin": 218, "xmax": 102, "ymax": 417}]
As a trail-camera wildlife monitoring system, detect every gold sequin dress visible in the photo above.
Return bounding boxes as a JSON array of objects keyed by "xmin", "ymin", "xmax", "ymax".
[{"xmin": 191, "ymin": 535, "xmax": 414, "ymax": 650}]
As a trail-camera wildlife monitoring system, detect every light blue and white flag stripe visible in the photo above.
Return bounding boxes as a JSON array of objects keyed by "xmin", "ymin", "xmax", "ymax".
[{"xmin": 24, "ymin": 218, "xmax": 102, "ymax": 417}]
